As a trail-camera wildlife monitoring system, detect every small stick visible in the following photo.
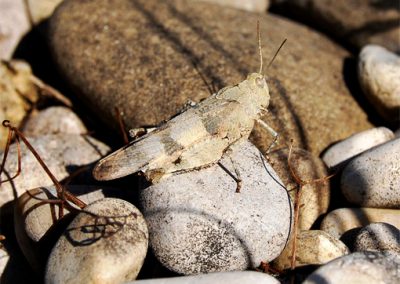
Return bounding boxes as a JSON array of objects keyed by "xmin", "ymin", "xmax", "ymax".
[
  {"xmin": 286, "ymin": 140, "xmax": 335, "ymax": 270},
  {"xmin": 1, "ymin": 120, "xmax": 86, "ymax": 216},
  {"xmin": 115, "ymin": 107, "xmax": 129, "ymax": 145}
]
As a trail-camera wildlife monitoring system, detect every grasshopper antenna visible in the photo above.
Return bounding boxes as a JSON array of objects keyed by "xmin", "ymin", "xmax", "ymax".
[
  {"xmin": 267, "ymin": 38, "xmax": 287, "ymax": 69},
  {"xmin": 257, "ymin": 20, "xmax": 263, "ymax": 74}
]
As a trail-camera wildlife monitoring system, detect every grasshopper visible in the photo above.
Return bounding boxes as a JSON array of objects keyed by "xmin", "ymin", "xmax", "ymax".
[{"xmin": 93, "ymin": 24, "xmax": 285, "ymax": 186}]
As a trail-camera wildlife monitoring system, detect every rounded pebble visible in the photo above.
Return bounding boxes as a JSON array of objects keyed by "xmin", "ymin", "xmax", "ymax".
[
  {"xmin": 320, "ymin": 207, "xmax": 400, "ymax": 239},
  {"xmin": 140, "ymin": 140, "xmax": 292, "ymax": 274},
  {"xmin": 322, "ymin": 127, "xmax": 394, "ymax": 169},
  {"xmin": 0, "ymin": 134, "xmax": 110, "ymax": 207},
  {"xmin": 22, "ymin": 106, "xmax": 87, "ymax": 137},
  {"xmin": 132, "ymin": 271, "xmax": 279, "ymax": 284},
  {"xmin": 45, "ymin": 198, "xmax": 148, "ymax": 284},
  {"xmin": 341, "ymin": 138, "xmax": 400, "ymax": 208},
  {"xmin": 358, "ymin": 44, "xmax": 400, "ymax": 122},
  {"xmin": 273, "ymin": 230, "xmax": 349, "ymax": 270},
  {"xmin": 269, "ymin": 148, "xmax": 330, "ymax": 230},
  {"xmin": 303, "ymin": 251, "xmax": 400, "ymax": 284},
  {"xmin": 14, "ymin": 185, "xmax": 132, "ymax": 272},
  {"xmin": 354, "ymin": 222, "xmax": 400, "ymax": 254},
  {"xmin": 193, "ymin": 0, "xmax": 270, "ymax": 12}
]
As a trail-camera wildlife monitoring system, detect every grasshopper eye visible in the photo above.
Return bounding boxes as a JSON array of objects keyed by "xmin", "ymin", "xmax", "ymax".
[{"xmin": 255, "ymin": 76, "xmax": 266, "ymax": 88}]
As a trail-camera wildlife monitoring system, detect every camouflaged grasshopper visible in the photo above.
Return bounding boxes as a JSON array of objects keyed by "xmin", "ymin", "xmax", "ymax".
[{"xmin": 93, "ymin": 24, "xmax": 285, "ymax": 186}]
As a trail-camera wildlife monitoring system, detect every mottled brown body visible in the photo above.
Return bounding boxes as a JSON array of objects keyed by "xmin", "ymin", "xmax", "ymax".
[{"xmin": 93, "ymin": 73, "xmax": 270, "ymax": 182}]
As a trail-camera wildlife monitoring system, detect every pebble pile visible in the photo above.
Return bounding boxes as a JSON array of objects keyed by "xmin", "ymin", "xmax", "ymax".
[{"xmin": 0, "ymin": 0, "xmax": 398, "ymax": 283}]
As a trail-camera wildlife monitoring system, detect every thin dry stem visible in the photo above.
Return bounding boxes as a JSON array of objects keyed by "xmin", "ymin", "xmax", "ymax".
[
  {"xmin": 115, "ymin": 107, "xmax": 129, "ymax": 145},
  {"xmin": 1, "ymin": 120, "xmax": 86, "ymax": 219},
  {"xmin": 287, "ymin": 140, "xmax": 335, "ymax": 270}
]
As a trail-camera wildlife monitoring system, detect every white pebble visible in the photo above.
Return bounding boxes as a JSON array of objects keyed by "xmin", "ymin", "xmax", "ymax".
[
  {"xmin": 303, "ymin": 251, "xmax": 400, "ymax": 284},
  {"xmin": 45, "ymin": 198, "xmax": 148, "ymax": 284},
  {"xmin": 320, "ymin": 207, "xmax": 400, "ymax": 239},
  {"xmin": 358, "ymin": 44, "xmax": 400, "ymax": 122},
  {"xmin": 132, "ymin": 271, "xmax": 279, "ymax": 284},
  {"xmin": 354, "ymin": 222, "xmax": 400, "ymax": 254},
  {"xmin": 322, "ymin": 127, "xmax": 394, "ymax": 169},
  {"xmin": 341, "ymin": 137, "xmax": 400, "ymax": 208}
]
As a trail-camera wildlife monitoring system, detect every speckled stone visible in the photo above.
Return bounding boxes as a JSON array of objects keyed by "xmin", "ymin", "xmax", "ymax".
[
  {"xmin": 270, "ymin": 0, "xmax": 400, "ymax": 52},
  {"xmin": 0, "ymin": 134, "xmax": 110, "ymax": 207},
  {"xmin": 269, "ymin": 147, "xmax": 330, "ymax": 230},
  {"xmin": 358, "ymin": 45, "xmax": 400, "ymax": 122},
  {"xmin": 22, "ymin": 106, "xmax": 87, "ymax": 136},
  {"xmin": 322, "ymin": 127, "xmax": 394, "ymax": 169},
  {"xmin": 273, "ymin": 230, "xmax": 349, "ymax": 270},
  {"xmin": 320, "ymin": 208, "xmax": 400, "ymax": 239},
  {"xmin": 45, "ymin": 198, "xmax": 148, "ymax": 284},
  {"xmin": 303, "ymin": 251, "xmax": 400, "ymax": 284},
  {"xmin": 49, "ymin": 0, "xmax": 372, "ymax": 157},
  {"xmin": 132, "ymin": 271, "xmax": 279, "ymax": 284},
  {"xmin": 140, "ymin": 140, "xmax": 293, "ymax": 275},
  {"xmin": 341, "ymin": 138, "xmax": 400, "ymax": 208},
  {"xmin": 354, "ymin": 222, "xmax": 400, "ymax": 254}
]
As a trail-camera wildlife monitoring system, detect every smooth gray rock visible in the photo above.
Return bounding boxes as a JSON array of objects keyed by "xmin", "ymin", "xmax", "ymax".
[
  {"xmin": 341, "ymin": 138, "xmax": 400, "ymax": 208},
  {"xmin": 354, "ymin": 222, "xmax": 400, "ymax": 254},
  {"xmin": 133, "ymin": 271, "xmax": 279, "ymax": 284},
  {"xmin": 322, "ymin": 127, "xmax": 394, "ymax": 169},
  {"xmin": 358, "ymin": 44, "xmax": 400, "ymax": 122},
  {"xmin": 140, "ymin": 140, "xmax": 293, "ymax": 274},
  {"xmin": 0, "ymin": 134, "xmax": 110, "ymax": 207},
  {"xmin": 303, "ymin": 251, "xmax": 400, "ymax": 284},
  {"xmin": 45, "ymin": 198, "xmax": 148, "ymax": 284},
  {"xmin": 22, "ymin": 106, "xmax": 87, "ymax": 137}
]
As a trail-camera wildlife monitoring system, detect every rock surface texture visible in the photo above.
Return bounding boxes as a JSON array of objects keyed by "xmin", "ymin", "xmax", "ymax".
[
  {"xmin": 341, "ymin": 138, "xmax": 400, "ymax": 208},
  {"xmin": 140, "ymin": 141, "xmax": 292, "ymax": 274},
  {"xmin": 354, "ymin": 222, "xmax": 400, "ymax": 254},
  {"xmin": 303, "ymin": 251, "xmax": 400, "ymax": 284},
  {"xmin": 270, "ymin": 0, "xmax": 400, "ymax": 52},
  {"xmin": 49, "ymin": 0, "xmax": 372, "ymax": 157}
]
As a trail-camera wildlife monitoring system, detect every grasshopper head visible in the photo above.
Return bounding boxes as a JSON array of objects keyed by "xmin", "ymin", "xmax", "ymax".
[{"xmin": 245, "ymin": 72, "xmax": 270, "ymax": 106}]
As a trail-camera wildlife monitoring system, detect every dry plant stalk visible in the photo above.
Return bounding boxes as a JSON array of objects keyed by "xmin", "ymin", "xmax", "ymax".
[
  {"xmin": 0, "ymin": 120, "xmax": 86, "ymax": 220},
  {"xmin": 287, "ymin": 140, "xmax": 335, "ymax": 270}
]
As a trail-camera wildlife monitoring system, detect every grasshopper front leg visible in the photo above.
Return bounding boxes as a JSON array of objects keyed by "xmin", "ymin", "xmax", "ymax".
[{"xmin": 256, "ymin": 119, "xmax": 279, "ymax": 154}]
